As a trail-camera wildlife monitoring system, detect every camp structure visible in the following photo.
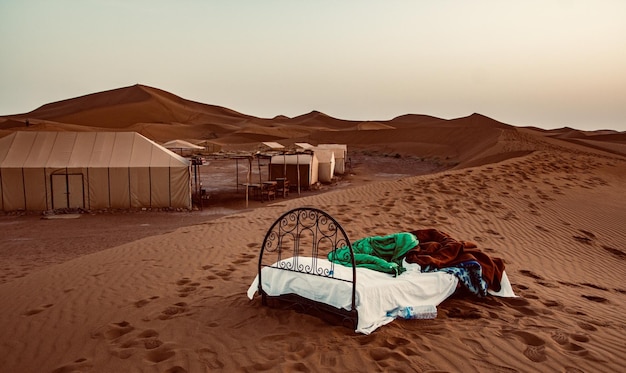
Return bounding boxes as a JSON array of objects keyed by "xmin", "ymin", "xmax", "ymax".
[
  {"xmin": 0, "ymin": 131, "xmax": 192, "ymax": 211},
  {"xmin": 269, "ymin": 152, "xmax": 318, "ymax": 190},
  {"xmin": 163, "ymin": 139, "xmax": 205, "ymax": 156},
  {"xmin": 315, "ymin": 149, "xmax": 335, "ymax": 183},
  {"xmin": 316, "ymin": 144, "xmax": 347, "ymax": 174}
]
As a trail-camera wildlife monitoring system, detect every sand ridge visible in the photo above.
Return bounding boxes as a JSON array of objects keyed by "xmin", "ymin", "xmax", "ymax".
[
  {"xmin": 0, "ymin": 85, "xmax": 625, "ymax": 372},
  {"xmin": 0, "ymin": 148, "xmax": 624, "ymax": 372}
]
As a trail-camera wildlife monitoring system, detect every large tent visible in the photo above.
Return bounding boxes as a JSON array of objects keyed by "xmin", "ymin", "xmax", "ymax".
[
  {"xmin": 315, "ymin": 149, "xmax": 335, "ymax": 183},
  {"xmin": 316, "ymin": 144, "xmax": 347, "ymax": 174},
  {"xmin": 269, "ymin": 153, "xmax": 319, "ymax": 190},
  {"xmin": 0, "ymin": 131, "xmax": 191, "ymax": 211}
]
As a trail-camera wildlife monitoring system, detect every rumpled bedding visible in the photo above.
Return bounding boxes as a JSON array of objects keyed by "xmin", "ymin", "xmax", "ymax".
[
  {"xmin": 248, "ymin": 256, "xmax": 516, "ymax": 334},
  {"xmin": 330, "ymin": 229, "xmax": 506, "ymax": 296},
  {"xmin": 405, "ymin": 229, "xmax": 505, "ymax": 293},
  {"xmin": 432, "ymin": 261, "xmax": 488, "ymax": 297},
  {"xmin": 328, "ymin": 232, "xmax": 418, "ymax": 276}
]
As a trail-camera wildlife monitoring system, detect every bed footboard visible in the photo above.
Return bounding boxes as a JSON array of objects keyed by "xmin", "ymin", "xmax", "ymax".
[{"xmin": 257, "ymin": 207, "xmax": 358, "ymax": 329}]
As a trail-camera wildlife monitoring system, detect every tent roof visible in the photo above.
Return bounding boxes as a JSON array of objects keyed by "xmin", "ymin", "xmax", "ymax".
[
  {"xmin": 317, "ymin": 144, "xmax": 347, "ymax": 150},
  {"xmin": 316, "ymin": 144, "xmax": 347, "ymax": 158},
  {"xmin": 295, "ymin": 142, "xmax": 315, "ymax": 150},
  {"xmin": 163, "ymin": 139, "xmax": 204, "ymax": 150},
  {"xmin": 261, "ymin": 141, "xmax": 285, "ymax": 150},
  {"xmin": 0, "ymin": 131, "xmax": 190, "ymax": 168}
]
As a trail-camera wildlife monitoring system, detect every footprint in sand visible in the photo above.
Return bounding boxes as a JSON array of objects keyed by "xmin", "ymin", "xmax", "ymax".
[
  {"xmin": 164, "ymin": 366, "xmax": 188, "ymax": 373},
  {"xmin": 158, "ymin": 302, "xmax": 190, "ymax": 320},
  {"xmin": 368, "ymin": 346, "xmax": 404, "ymax": 364},
  {"xmin": 550, "ymin": 330, "xmax": 570, "ymax": 345},
  {"xmin": 145, "ymin": 343, "xmax": 177, "ymax": 363},
  {"xmin": 214, "ymin": 268, "xmax": 234, "ymax": 280},
  {"xmin": 135, "ymin": 329, "xmax": 164, "ymax": 350},
  {"xmin": 573, "ymin": 235, "xmax": 593, "ymax": 245},
  {"xmin": 541, "ymin": 299, "xmax": 562, "ymax": 308},
  {"xmin": 22, "ymin": 303, "xmax": 53, "ymax": 316},
  {"xmin": 501, "ymin": 297, "xmax": 539, "ymax": 317},
  {"xmin": 233, "ymin": 252, "xmax": 256, "ymax": 264},
  {"xmin": 134, "ymin": 295, "xmax": 160, "ymax": 308},
  {"xmin": 581, "ymin": 282, "xmax": 609, "ymax": 291},
  {"xmin": 551, "ymin": 331, "xmax": 592, "ymax": 357},
  {"xmin": 581, "ymin": 295, "xmax": 609, "ymax": 303},
  {"xmin": 519, "ymin": 269, "xmax": 544, "ymax": 280},
  {"xmin": 536, "ymin": 280, "xmax": 559, "ymax": 288},
  {"xmin": 446, "ymin": 305, "xmax": 485, "ymax": 319},
  {"xmin": 602, "ymin": 245, "xmax": 626, "ymax": 260},
  {"xmin": 576, "ymin": 321, "xmax": 598, "ymax": 332},
  {"xmin": 502, "ymin": 211, "xmax": 518, "ymax": 221},
  {"xmin": 564, "ymin": 367, "xmax": 585, "ymax": 373},
  {"xmin": 472, "ymin": 236, "xmax": 485, "ymax": 243},
  {"xmin": 175, "ymin": 277, "xmax": 200, "ymax": 297},
  {"xmin": 557, "ymin": 281, "xmax": 582, "ymax": 288},
  {"xmin": 178, "ymin": 283, "xmax": 199, "ymax": 297},
  {"xmin": 502, "ymin": 329, "xmax": 547, "ymax": 362},
  {"xmin": 51, "ymin": 357, "xmax": 93, "ymax": 373},
  {"xmin": 196, "ymin": 347, "xmax": 225, "ymax": 369},
  {"xmin": 104, "ymin": 321, "xmax": 135, "ymax": 340},
  {"xmin": 461, "ymin": 338, "xmax": 489, "ymax": 356}
]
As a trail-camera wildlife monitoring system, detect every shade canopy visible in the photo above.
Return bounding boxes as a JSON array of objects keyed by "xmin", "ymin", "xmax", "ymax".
[{"xmin": 163, "ymin": 139, "xmax": 204, "ymax": 150}]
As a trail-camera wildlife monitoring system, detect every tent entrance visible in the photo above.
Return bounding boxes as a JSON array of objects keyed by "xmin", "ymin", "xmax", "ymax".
[{"xmin": 51, "ymin": 173, "xmax": 85, "ymax": 210}]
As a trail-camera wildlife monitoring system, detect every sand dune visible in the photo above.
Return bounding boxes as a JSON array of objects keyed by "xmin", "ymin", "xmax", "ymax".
[
  {"xmin": 1, "ymin": 148, "xmax": 624, "ymax": 372},
  {"xmin": 0, "ymin": 85, "xmax": 625, "ymax": 372},
  {"xmin": 3, "ymin": 84, "xmax": 624, "ymax": 164}
]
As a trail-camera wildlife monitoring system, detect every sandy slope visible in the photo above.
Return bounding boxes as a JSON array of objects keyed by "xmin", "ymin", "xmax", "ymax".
[
  {"xmin": 0, "ymin": 85, "xmax": 625, "ymax": 372},
  {"xmin": 0, "ymin": 147, "xmax": 624, "ymax": 372}
]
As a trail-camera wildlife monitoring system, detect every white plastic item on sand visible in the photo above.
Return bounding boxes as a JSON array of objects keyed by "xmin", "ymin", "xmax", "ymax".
[{"xmin": 386, "ymin": 305, "xmax": 438, "ymax": 319}]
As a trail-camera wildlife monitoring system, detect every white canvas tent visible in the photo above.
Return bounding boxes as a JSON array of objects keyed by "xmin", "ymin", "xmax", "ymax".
[
  {"xmin": 269, "ymin": 153, "xmax": 319, "ymax": 190},
  {"xmin": 0, "ymin": 131, "xmax": 191, "ymax": 211},
  {"xmin": 317, "ymin": 144, "xmax": 347, "ymax": 174},
  {"xmin": 314, "ymin": 149, "xmax": 335, "ymax": 183}
]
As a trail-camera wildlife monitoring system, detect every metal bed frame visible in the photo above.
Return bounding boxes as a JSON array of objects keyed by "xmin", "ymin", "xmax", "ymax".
[{"xmin": 257, "ymin": 207, "xmax": 358, "ymax": 329}]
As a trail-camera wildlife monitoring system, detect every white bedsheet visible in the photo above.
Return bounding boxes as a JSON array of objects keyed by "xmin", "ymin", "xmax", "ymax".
[{"xmin": 247, "ymin": 257, "xmax": 460, "ymax": 334}]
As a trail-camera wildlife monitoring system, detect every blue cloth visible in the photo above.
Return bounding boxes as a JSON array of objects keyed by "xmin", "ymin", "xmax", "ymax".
[{"xmin": 424, "ymin": 260, "xmax": 489, "ymax": 297}]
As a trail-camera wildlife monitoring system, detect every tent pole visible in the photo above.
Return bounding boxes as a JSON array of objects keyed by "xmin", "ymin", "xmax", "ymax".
[
  {"xmin": 65, "ymin": 167, "xmax": 70, "ymax": 209},
  {"xmin": 257, "ymin": 155, "xmax": 262, "ymax": 185},
  {"xmin": 107, "ymin": 167, "xmax": 111, "ymax": 208},
  {"xmin": 297, "ymin": 153, "xmax": 301, "ymax": 196},
  {"xmin": 148, "ymin": 165, "xmax": 154, "ymax": 208},
  {"xmin": 21, "ymin": 168, "xmax": 27, "ymax": 210},
  {"xmin": 246, "ymin": 157, "xmax": 251, "ymax": 208},
  {"xmin": 127, "ymin": 167, "xmax": 132, "ymax": 209},
  {"xmin": 43, "ymin": 167, "xmax": 48, "ymax": 210},
  {"xmin": 86, "ymin": 167, "xmax": 90, "ymax": 210}
]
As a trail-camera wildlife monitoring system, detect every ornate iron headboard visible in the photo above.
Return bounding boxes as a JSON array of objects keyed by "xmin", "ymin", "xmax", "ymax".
[{"xmin": 257, "ymin": 207, "xmax": 357, "ymax": 326}]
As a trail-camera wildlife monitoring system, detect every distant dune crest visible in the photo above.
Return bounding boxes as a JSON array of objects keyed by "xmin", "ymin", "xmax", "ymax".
[{"xmin": 1, "ymin": 84, "xmax": 624, "ymax": 167}]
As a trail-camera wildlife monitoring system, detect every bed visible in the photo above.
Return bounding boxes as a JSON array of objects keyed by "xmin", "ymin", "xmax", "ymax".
[{"xmin": 247, "ymin": 207, "xmax": 515, "ymax": 334}]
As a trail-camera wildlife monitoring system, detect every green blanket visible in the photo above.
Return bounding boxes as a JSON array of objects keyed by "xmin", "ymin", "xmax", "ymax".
[{"xmin": 328, "ymin": 232, "xmax": 418, "ymax": 276}]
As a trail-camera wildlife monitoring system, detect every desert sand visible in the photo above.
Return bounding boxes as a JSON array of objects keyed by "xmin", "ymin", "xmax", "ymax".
[{"xmin": 1, "ymin": 85, "xmax": 625, "ymax": 372}]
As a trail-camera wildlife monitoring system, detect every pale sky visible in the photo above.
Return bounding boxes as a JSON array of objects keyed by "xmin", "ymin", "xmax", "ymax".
[{"xmin": 1, "ymin": 0, "xmax": 625, "ymax": 131}]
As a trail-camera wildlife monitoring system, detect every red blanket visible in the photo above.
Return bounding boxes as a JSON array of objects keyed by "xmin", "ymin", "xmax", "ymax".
[{"xmin": 405, "ymin": 229, "xmax": 505, "ymax": 292}]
